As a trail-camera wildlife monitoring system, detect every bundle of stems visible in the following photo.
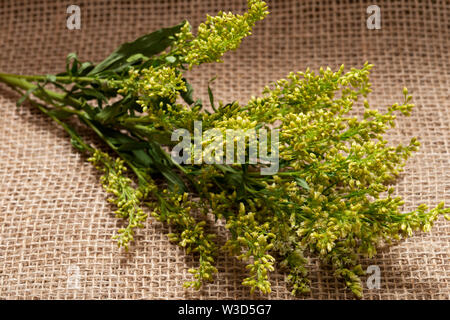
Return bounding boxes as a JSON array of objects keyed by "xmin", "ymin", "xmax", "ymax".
[{"xmin": 0, "ymin": 0, "xmax": 448, "ymax": 297}]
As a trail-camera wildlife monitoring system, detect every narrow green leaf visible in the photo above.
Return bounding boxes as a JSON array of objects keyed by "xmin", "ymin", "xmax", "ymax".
[
  {"xmin": 295, "ymin": 178, "xmax": 310, "ymax": 190},
  {"xmin": 70, "ymin": 137, "xmax": 85, "ymax": 152},
  {"xmin": 117, "ymin": 141, "xmax": 149, "ymax": 151},
  {"xmin": 131, "ymin": 149, "xmax": 152, "ymax": 167},
  {"xmin": 208, "ymin": 77, "xmax": 217, "ymax": 112},
  {"xmin": 180, "ymin": 78, "xmax": 195, "ymax": 105},
  {"xmin": 48, "ymin": 109, "xmax": 75, "ymax": 120},
  {"xmin": 64, "ymin": 123, "xmax": 86, "ymax": 152},
  {"xmin": 126, "ymin": 53, "xmax": 146, "ymax": 63},
  {"xmin": 95, "ymin": 102, "xmax": 125, "ymax": 124},
  {"xmin": 88, "ymin": 21, "xmax": 186, "ymax": 76},
  {"xmin": 16, "ymin": 87, "xmax": 37, "ymax": 107}
]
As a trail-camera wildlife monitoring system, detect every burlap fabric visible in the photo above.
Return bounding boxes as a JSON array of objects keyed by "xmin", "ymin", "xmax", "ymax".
[{"xmin": 0, "ymin": 0, "xmax": 448, "ymax": 300}]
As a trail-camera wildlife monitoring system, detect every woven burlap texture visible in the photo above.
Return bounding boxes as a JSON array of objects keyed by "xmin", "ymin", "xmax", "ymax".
[{"xmin": 0, "ymin": 0, "xmax": 448, "ymax": 299}]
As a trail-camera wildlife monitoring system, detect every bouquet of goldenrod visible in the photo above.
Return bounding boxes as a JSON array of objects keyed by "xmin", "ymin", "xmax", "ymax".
[{"xmin": 0, "ymin": 0, "xmax": 448, "ymax": 298}]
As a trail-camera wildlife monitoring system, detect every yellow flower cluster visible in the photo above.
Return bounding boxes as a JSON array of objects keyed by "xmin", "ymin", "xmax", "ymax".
[
  {"xmin": 190, "ymin": 64, "xmax": 449, "ymax": 297},
  {"xmin": 88, "ymin": 150, "xmax": 153, "ymax": 251},
  {"xmin": 118, "ymin": 66, "xmax": 187, "ymax": 111},
  {"xmin": 174, "ymin": 0, "xmax": 269, "ymax": 67}
]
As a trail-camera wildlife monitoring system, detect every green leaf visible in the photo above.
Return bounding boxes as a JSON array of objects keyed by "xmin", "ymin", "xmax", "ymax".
[
  {"xmin": 126, "ymin": 53, "xmax": 146, "ymax": 63},
  {"xmin": 135, "ymin": 126, "xmax": 173, "ymax": 145},
  {"xmin": 88, "ymin": 21, "xmax": 186, "ymax": 76},
  {"xmin": 215, "ymin": 164, "xmax": 239, "ymax": 174},
  {"xmin": 70, "ymin": 137, "xmax": 85, "ymax": 152},
  {"xmin": 117, "ymin": 141, "xmax": 149, "ymax": 151},
  {"xmin": 66, "ymin": 52, "xmax": 79, "ymax": 76},
  {"xmin": 180, "ymin": 78, "xmax": 195, "ymax": 105},
  {"xmin": 16, "ymin": 87, "xmax": 37, "ymax": 107},
  {"xmin": 64, "ymin": 123, "xmax": 86, "ymax": 152},
  {"xmin": 100, "ymin": 126, "xmax": 137, "ymax": 146},
  {"xmin": 47, "ymin": 109, "xmax": 75, "ymax": 120},
  {"xmin": 208, "ymin": 77, "xmax": 217, "ymax": 112},
  {"xmin": 131, "ymin": 149, "xmax": 152, "ymax": 167},
  {"xmin": 146, "ymin": 141, "xmax": 187, "ymax": 192},
  {"xmin": 71, "ymin": 85, "xmax": 108, "ymax": 103},
  {"xmin": 79, "ymin": 62, "xmax": 94, "ymax": 75},
  {"xmin": 295, "ymin": 178, "xmax": 310, "ymax": 190},
  {"xmin": 80, "ymin": 87, "xmax": 108, "ymax": 102},
  {"xmin": 161, "ymin": 169, "xmax": 186, "ymax": 193},
  {"xmin": 95, "ymin": 101, "xmax": 126, "ymax": 124}
]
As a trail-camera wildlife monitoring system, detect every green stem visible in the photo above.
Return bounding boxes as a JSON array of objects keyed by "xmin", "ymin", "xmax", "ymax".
[
  {"xmin": 0, "ymin": 73, "xmax": 148, "ymax": 183},
  {"xmin": 80, "ymin": 117, "xmax": 148, "ymax": 183},
  {"xmin": 0, "ymin": 72, "xmax": 85, "ymax": 110},
  {"xmin": 8, "ymin": 85, "xmax": 94, "ymax": 154},
  {"xmin": 0, "ymin": 72, "xmax": 194, "ymax": 191},
  {"xmin": 0, "ymin": 72, "xmax": 110, "ymax": 85},
  {"xmin": 36, "ymin": 103, "xmax": 93, "ymax": 153}
]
